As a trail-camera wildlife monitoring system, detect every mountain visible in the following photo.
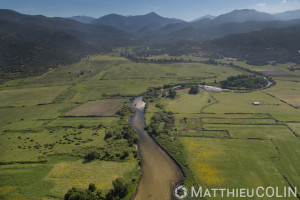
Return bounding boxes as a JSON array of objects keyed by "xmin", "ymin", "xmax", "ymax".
[
  {"xmin": 92, "ymin": 12, "xmax": 184, "ymax": 35},
  {"xmin": 140, "ymin": 8, "xmax": 300, "ymax": 44},
  {"xmin": 0, "ymin": 9, "xmax": 132, "ymax": 81},
  {"xmin": 273, "ymin": 9, "xmax": 300, "ymax": 20},
  {"xmin": 0, "ymin": 9, "xmax": 131, "ymax": 49},
  {"xmin": 202, "ymin": 24, "xmax": 300, "ymax": 65},
  {"xmin": 0, "ymin": 29, "xmax": 95, "ymax": 80},
  {"xmin": 67, "ymin": 16, "xmax": 97, "ymax": 24},
  {"xmin": 2, "ymin": 8, "xmax": 300, "ymax": 81},
  {"xmin": 212, "ymin": 9, "xmax": 276, "ymax": 25},
  {"xmin": 142, "ymin": 17, "xmax": 300, "ymax": 44},
  {"xmin": 191, "ymin": 15, "xmax": 216, "ymax": 22}
]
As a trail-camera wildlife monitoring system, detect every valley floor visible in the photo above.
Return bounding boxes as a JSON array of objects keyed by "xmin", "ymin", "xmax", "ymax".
[{"xmin": 0, "ymin": 54, "xmax": 299, "ymax": 199}]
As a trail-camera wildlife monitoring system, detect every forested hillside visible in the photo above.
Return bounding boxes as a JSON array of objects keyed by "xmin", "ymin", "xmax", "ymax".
[
  {"xmin": 0, "ymin": 9, "xmax": 131, "ymax": 82},
  {"xmin": 202, "ymin": 24, "xmax": 300, "ymax": 65}
]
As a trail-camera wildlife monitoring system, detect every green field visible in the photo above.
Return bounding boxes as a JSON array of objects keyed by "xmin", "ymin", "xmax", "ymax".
[
  {"xmin": 143, "ymin": 66, "xmax": 300, "ymax": 199},
  {"xmin": 265, "ymin": 80, "xmax": 300, "ymax": 108},
  {"xmin": 0, "ymin": 86, "xmax": 68, "ymax": 107},
  {"xmin": 0, "ymin": 56, "xmax": 148, "ymax": 200},
  {"xmin": 65, "ymin": 99, "xmax": 124, "ymax": 116},
  {"xmin": 203, "ymin": 91, "xmax": 300, "ymax": 121},
  {"xmin": 0, "ymin": 55, "xmax": 245, "ymax": 199},
  {"xmin": 179, "ymin": 137, "xmax": 298, "ymax": 199},
  {"xmin": 1, "ymin": 54, "xmax": 300, "ymax": 199},
  {"xmin": 161, "ymin": 89, "xmax": 214, "ymax": 113}
]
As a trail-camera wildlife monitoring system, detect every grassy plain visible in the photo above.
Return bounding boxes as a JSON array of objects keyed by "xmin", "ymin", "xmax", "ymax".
[
  {"xmin": 0, "ymin": 54, "xmax": 246, "ymax": 199},
  {"xmin": 179, "ymin": 137, "xmax": 297, "ymax": 199},
  {"xmin": 1, "ymin": 54, "xmax": 300, "ymax": 199},
  {"xmin": 46, "ymin": 159, "xmax": 137, "ymax": 197},
  {"xmin": 265, "ymin": 80, "xmax": 300, "ymax": 108},
  {"xmin": 146, "ymin": 67, "xmax": 300, "ymax": 199},
  {"xmin": 65, "ymin": 99, "xmax": 124, "ymax": 116},
  {"xmin": 0, "ymin": 86, "xmax": 68, "ymax": 106},
  {"xmin": 203, "ymin": 91, "xmax": 300, "ymax": 121},
  {"xmin": 0, "ymin": 55, "xmax": 150, "ymax": 199},
  {"xmin": 161, "ymin": 89, "xmax": 214, "ymax": 113}
]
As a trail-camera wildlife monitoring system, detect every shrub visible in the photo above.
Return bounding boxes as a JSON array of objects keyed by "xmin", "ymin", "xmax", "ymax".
[
  {"xmin": 104, "ymin": 130, "xmax": 113, "ymax": 140},
  {"xmin": 168, "ymin": 88, "xmax": 176, "ymax": 99},
  {"xmin": 116, "ymin": 104, "xmax": 135, "ymax": 117},
  {"xmin": 88, "ymin": 183, "xmax": 96, "ymax": 192},
  {"xmin": 188, "ymin": 85, "xmax": 199, "ymax": 94},
  {"xmin": 78, "ymin": 124, "xmax": 85, "ymax": 129},
  {"xmin": 112, "ymin": 178, "xmax": 128, "ymax": 198},
  {"xmin": 84, "ymin": 151, "xmax": 99, "ymax": 162},
  {"xmin": 155, "ymin": 103, "xmax": 164, "ymax": 109}
]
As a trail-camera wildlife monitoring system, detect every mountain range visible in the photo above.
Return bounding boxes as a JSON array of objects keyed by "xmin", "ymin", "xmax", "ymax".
[
  {"xmin": 67, "ymin": 16, "xmax": 97, "ymax": 24},
  {"xmin": 1, "ymin": 8, "xmax": 300, "ymax": 81},
  {"xmin": 69, "ymin": 9, "xmax": 300, "ymax": 34},
  {"xmin": 0, "ymin": 9, "xmax": 131, "ymax": 82},
  {"xmin": 68, "ymin": 9, "xmax": 300, "ymax": 43},
  {"xmin": 202, "ymin": 24, "xmax": 300, "ymax": 65},
  {"xmin": 91, "ymin": 12, "xmax": 183, "ymax": 35}
]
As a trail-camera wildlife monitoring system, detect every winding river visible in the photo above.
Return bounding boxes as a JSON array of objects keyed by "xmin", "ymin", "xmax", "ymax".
[{"xmin": 128, "ymin": 97, "xmax": 183, "ymax": 200}]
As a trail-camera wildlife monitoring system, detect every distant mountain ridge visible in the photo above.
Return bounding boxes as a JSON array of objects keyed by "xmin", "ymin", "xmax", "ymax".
[
  {"xmin": 202, "ymin": 24, "xmax": 300, "ymax": 65},
  {"xmin": 191, "ymin": 15, "xmax": 216, "ymax": 22},
  {"xmin": 0, "ymin": 9, "xmax": 131, "ymax": 82},
  {"xmin": 212, "ymin": 9, "xmax": 276, "ymax": 24},
  {"xmin": 65, "ymin": 9, "xmax": 300, "ymax": 37},
  {"xmin": 91, "ymin": 12, "xmax": 183, "ymax": 35},
  {"xmin": 67, "ymin": 16, "xmax": 96, "ymax": 24},
  {"xmin": 273, "ymin": 9, "xmax": 300, "ymax": 20},
  {"xmin": 2, "ymin": 8, "xmax": 300, "ymax": 82},
  {"xmin": 138, "ymin": 9, "xmax": 300, "ymax": 44}
]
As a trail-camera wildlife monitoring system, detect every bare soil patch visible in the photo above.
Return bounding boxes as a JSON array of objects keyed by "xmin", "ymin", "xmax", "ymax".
[
  {"xmin": 66, "ymin": 99, "xmax": 124, "ymax": 116},
  {"xmin": 261, "ymin": 69, "xmax": 293, "ymax": 77}
]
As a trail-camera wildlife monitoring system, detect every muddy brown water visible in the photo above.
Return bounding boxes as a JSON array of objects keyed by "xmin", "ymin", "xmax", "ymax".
[{"xmin": 128, "ymin": 97, "xmax": 183, "ymax": 200}]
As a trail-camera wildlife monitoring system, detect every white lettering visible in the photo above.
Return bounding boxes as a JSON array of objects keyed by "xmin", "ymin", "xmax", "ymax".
[
  {"xmin": 191, "ymin": 187, "xmax": 202, "ymax": 197},
  {"xmin": 266, "ymin": 187, "xmax": 274, "ymax": 197},
  {"xmin": 211, "ymin": 188, "xmax": 217, "ymax": 197},
  {"xmin": 203, "ymin": 188, "xmax": 211, "ymax": 197},
  {"xmin": 276, "ymin": 187, "xmax": 283, "ymax": 197},
  {"xmin": 185, "ymin": 186, "xmax": 297, "ymax": 198},
  {"xmin": 256, "ymin": 186, "xmax": 265, "ymax": 197},
  {"xmin": 288, "ymin": 187, "xmax": 297, "ymax": 197},
  {"xmin": 219, "ymin": 188, "xmax": 226, "ymax": 197},
  {"xmin": 247, "ymin": 188, "xmax": 254, "ymax": 197},
  {"xmin": 240, "ymin": 188, "xmax": 246, "ymax": 197},
  {"xmin": 227, "ymin": 188, "xmax": 235, "ymax": 197}
]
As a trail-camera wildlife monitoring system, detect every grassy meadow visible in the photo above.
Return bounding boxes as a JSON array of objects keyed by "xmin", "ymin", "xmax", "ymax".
[
  {"xmin": 144, "ymin": 64, "xmax": 300, "ymax": 199},
  {"xmin": 0, "ymin": 54, "xmax": 245, "ymax": 199},
  {"xmin": 1, "ymin": 54, "xmax": 300, "ymax": 199}
]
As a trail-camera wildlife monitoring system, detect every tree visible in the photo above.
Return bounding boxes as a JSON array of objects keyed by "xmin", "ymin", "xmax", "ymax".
[
  {"xmin": 122, "ymin": 124, "xmax": 138, "ymax": 144},
  {"xmin": 84, "ymin": 151, "xmax": 99, "ymax": 162},
  {"xmin": 104, "ymin": 130, "xmax": 113, "ymax": 140},
  {"xmin": 64, "ymin": 185, "xmax": 105, "ymax": 200},
  {"xmin": 112, "ymin": 178, "xmax": 128, "ymax": 198},
  {"xmin": 168, "ymin": 88, "xmax": 176, "ymax": 99},
  {"xmin": 88, "ymin": 183, "xmax": 96, "ymax": 192},
  {"xmin": 188, "ymin": 85, "xmax": 199, "ymax": 95}
]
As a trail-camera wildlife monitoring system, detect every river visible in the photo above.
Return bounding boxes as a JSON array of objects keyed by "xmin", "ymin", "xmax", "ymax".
[{"xmin": 128, "ymin": 96, "xmax": 183, "ymax": 200}]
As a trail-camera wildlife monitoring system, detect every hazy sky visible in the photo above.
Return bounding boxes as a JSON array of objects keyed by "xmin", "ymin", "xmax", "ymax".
[{"xmin": 1, "ymin": 0, "xmax": 300, "ymax": 21}]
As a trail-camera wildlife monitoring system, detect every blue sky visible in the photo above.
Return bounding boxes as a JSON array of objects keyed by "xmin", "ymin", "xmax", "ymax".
[{"xmin": 1, "ymin": 0, "xmax": 300, "ymax": 21}]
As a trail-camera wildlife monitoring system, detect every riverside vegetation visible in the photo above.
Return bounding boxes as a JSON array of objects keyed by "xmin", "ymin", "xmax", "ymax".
[{"xmin": 0, "ymin": 53, "xmax": 300, "ymax": 200}]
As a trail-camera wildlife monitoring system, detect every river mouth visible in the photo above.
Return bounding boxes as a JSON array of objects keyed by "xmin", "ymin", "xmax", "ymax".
[{"xmin": 129, "ymin": 96, "xmax": 183, "ymax": 200}]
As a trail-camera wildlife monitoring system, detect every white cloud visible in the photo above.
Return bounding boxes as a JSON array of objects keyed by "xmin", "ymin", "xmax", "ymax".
[
  {"xmin": 257, "ymin": 2, "xmax": 267, "ymax": 7},
  {"xmin": 251, "ymin": 0, "xmax": 300, "ymax": 13}
]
